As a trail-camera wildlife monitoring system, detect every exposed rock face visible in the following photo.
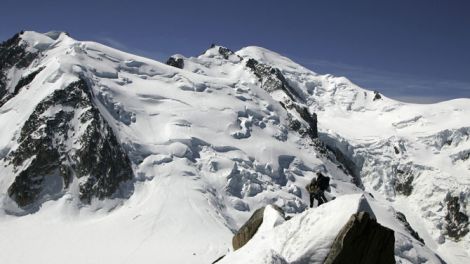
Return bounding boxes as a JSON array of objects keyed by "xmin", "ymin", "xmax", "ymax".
[
  {"xmin": 394, "ymin": 168, "xmax": 414, "ymax": 196},
  {"xmin": 245, "ymin": 58, "xmax": 301, "ymax": 101},
  {"xmin": 218, "ymin": 46, "xmax": 235, "ymax": 60},
  {"xmin": 232, "ymin": 205, "xmax": 285, "ymax": 250},
  {"xmin": 0, "ymin": 67, "xmax": 44, "ymax": 107},
  {"xmin": 393, "ymin": 146, "xmax": 400, "ymax": 154},
  {"xmin": 0, "ymin": 32, "xmax": 39, "ymax": 107},
  {"xmin": 246, "ymin": 58, "xmax": 318, "ymax": 140},
  {"xmin": 13, "ymin": 66, "xmax": 44, "ymax": 92},
  {"xmin": 211, "ymin": 255, "xmax": 225, "ymax": 264},
  {"xmin": 324, "ymin": 211, "xmax": 395, "ymax": 264},
  {"xmin": 232, "ymin": 207, "xmax": 265, "ymax": 250},
  {"xmin": 444, "ymin": 195, "xmax": 469, "ymax": 240},
  {"xmin": 324, "ymin": 143, "xmax": 364, "ymax": 188},
  {"xmin": 294, "ymin": 105, "xmax": 318, "ymax": 139},
  {"xmin": 166, "ymin": 56, "xmax": 184, "ymax": 69},
  {"xmin": 396, "ymin": 211, "xmax": 425, "ymax": 244},
  {"xmin": 244, "ymin": 56, "xmax": 372, "ymax": 196},
  {"xmin": 6, "ymin": 79, "xmax": 133, "ymax": 207},
  {"xmin": 373, "ymin": 91, "xmax": 382, "ymax": 101}
]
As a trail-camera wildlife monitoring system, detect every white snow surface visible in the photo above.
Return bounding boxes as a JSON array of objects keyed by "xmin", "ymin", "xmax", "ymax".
[{"xmin": 0, "ymin": 31, "xmax": 468, "ymax": 263}]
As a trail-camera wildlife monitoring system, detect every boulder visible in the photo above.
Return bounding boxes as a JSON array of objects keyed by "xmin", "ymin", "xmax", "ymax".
[
  {"xmin": 232, "ymin": 205, "xmax": 285, "ymax": 250},
  {"xmin": 324, "ymin": 211, "xmax": 395, "ymax": 264}
]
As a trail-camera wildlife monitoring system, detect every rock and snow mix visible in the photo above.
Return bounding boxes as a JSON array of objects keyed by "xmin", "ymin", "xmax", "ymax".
[
  {"xmin": 0, "ymin": 31, "xmax": 468, "ymax": 263},
  {"xmin": 220, "ymin": 195, "xmax": 442, "ymax": 264}
]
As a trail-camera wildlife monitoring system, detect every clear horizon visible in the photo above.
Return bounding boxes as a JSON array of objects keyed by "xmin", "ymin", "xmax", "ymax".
[{"xmin": 1, "ymin": 0, "xmax": 468, "ymax": 103}]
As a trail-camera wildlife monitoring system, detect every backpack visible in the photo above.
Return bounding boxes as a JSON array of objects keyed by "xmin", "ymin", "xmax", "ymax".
[
  {"xmin": 306, "ymin": 179, "xmax": 319, "ymax": 193},
  {"xmin": 318, "ymin": 175, "xmax": 330, "ymax": 191}
]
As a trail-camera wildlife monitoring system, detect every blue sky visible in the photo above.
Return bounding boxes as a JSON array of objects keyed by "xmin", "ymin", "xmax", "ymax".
[{"xmin": 1, "ymin": 0, "xmax": 468, "ymax": 103}]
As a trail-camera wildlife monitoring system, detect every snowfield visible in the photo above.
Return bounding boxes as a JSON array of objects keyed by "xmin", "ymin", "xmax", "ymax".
[{"xmin": 0, "ymin": 31, "xmax": 468, "ymax": 264}]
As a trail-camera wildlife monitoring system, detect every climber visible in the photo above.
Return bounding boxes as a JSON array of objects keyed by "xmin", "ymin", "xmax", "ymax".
[{"xmin": 306, "ymin": 172, "xmax": 330, "ymax": 207}]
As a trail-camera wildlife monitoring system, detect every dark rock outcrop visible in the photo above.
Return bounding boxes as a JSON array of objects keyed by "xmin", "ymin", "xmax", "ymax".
[
  {"xmin": 165, "ymin": 57, "xmax": 184, "ymax": 69},
  {"xmin": 324, "ymin": 211, "xmax": 395, "ymax": 264},
  {"xmin": 13, "ymin": 66, "xmax": 44, "ymax": 93},
  {"xmin": 394, "ymin": 146, "xmax": 400, "ymax": 154},
  {"xmin": 394, "ymin": 168, "xmax": 414, "ymax": 196},
  {"xmin": 211, "ymin": 255, "xmax": 225, "ymax": 263},
  {"xmin": 373, "ymin": 91, "xmax": 382, "ymax": 101},
  {"xmin": 0, "ymin": 32, "xmax": 39, "ymax": 107},
  {"xmin": 246, "ymin": 58, "xmax": 318, "ymax": 140},
  {"xmin": 283, "ymin": 103, "xmax": 319, "ymax": 141},
  {"xmin": 396, "ymin": 211, "xmax": 425, "ymax": 244},
  {"xmin": 294, "ymin": 105, "xmax": 318, "ymax": 139},
  {"xmin": 444, "ymin": 195, "xmax": 469, "ymax": 240},
  {"xmin": 210, "ymin": 45, "xmax": 242, "ymax": 61},
  {"xmin": 324, "ymin": 143, "xmax": 364, "ymax": 188},
  {"xmin": 246, "ymin": 58, "xmax": 302, "ymax": 101},
  {"xmin": 218, "ymin": 46, "xmax": 235, "ymax": 60},
  {"xmin": 6, "ymin": 79, "xmax": 133, "ymax": 207},
  {"xmin": 287, "ymin": 115, "xmax": 302, "ymax": 131},
  {"xmin": 0, "ymin": 67, "xmax": 44, "ymax": 107},
  {"xmin": 232, "ymin": 205, "xmax": 285, "ymax": 250}
]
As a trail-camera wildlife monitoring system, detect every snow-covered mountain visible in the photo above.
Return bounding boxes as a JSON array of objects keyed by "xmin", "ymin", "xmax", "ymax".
[{"xmin": 0, "ymin": 31, "xmax": 468, "ymax": 264}]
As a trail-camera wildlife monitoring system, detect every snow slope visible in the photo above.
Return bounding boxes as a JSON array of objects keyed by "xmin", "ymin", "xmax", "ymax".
[{"xmin": 0, "ymin": 31, "xmax": 468, "ymax": 263}]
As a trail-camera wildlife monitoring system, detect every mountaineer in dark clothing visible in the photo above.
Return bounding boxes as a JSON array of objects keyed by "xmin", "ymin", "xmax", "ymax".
[{"xmin": 306, "ymin": 172, "xmax": 330, "ymax": 207}]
